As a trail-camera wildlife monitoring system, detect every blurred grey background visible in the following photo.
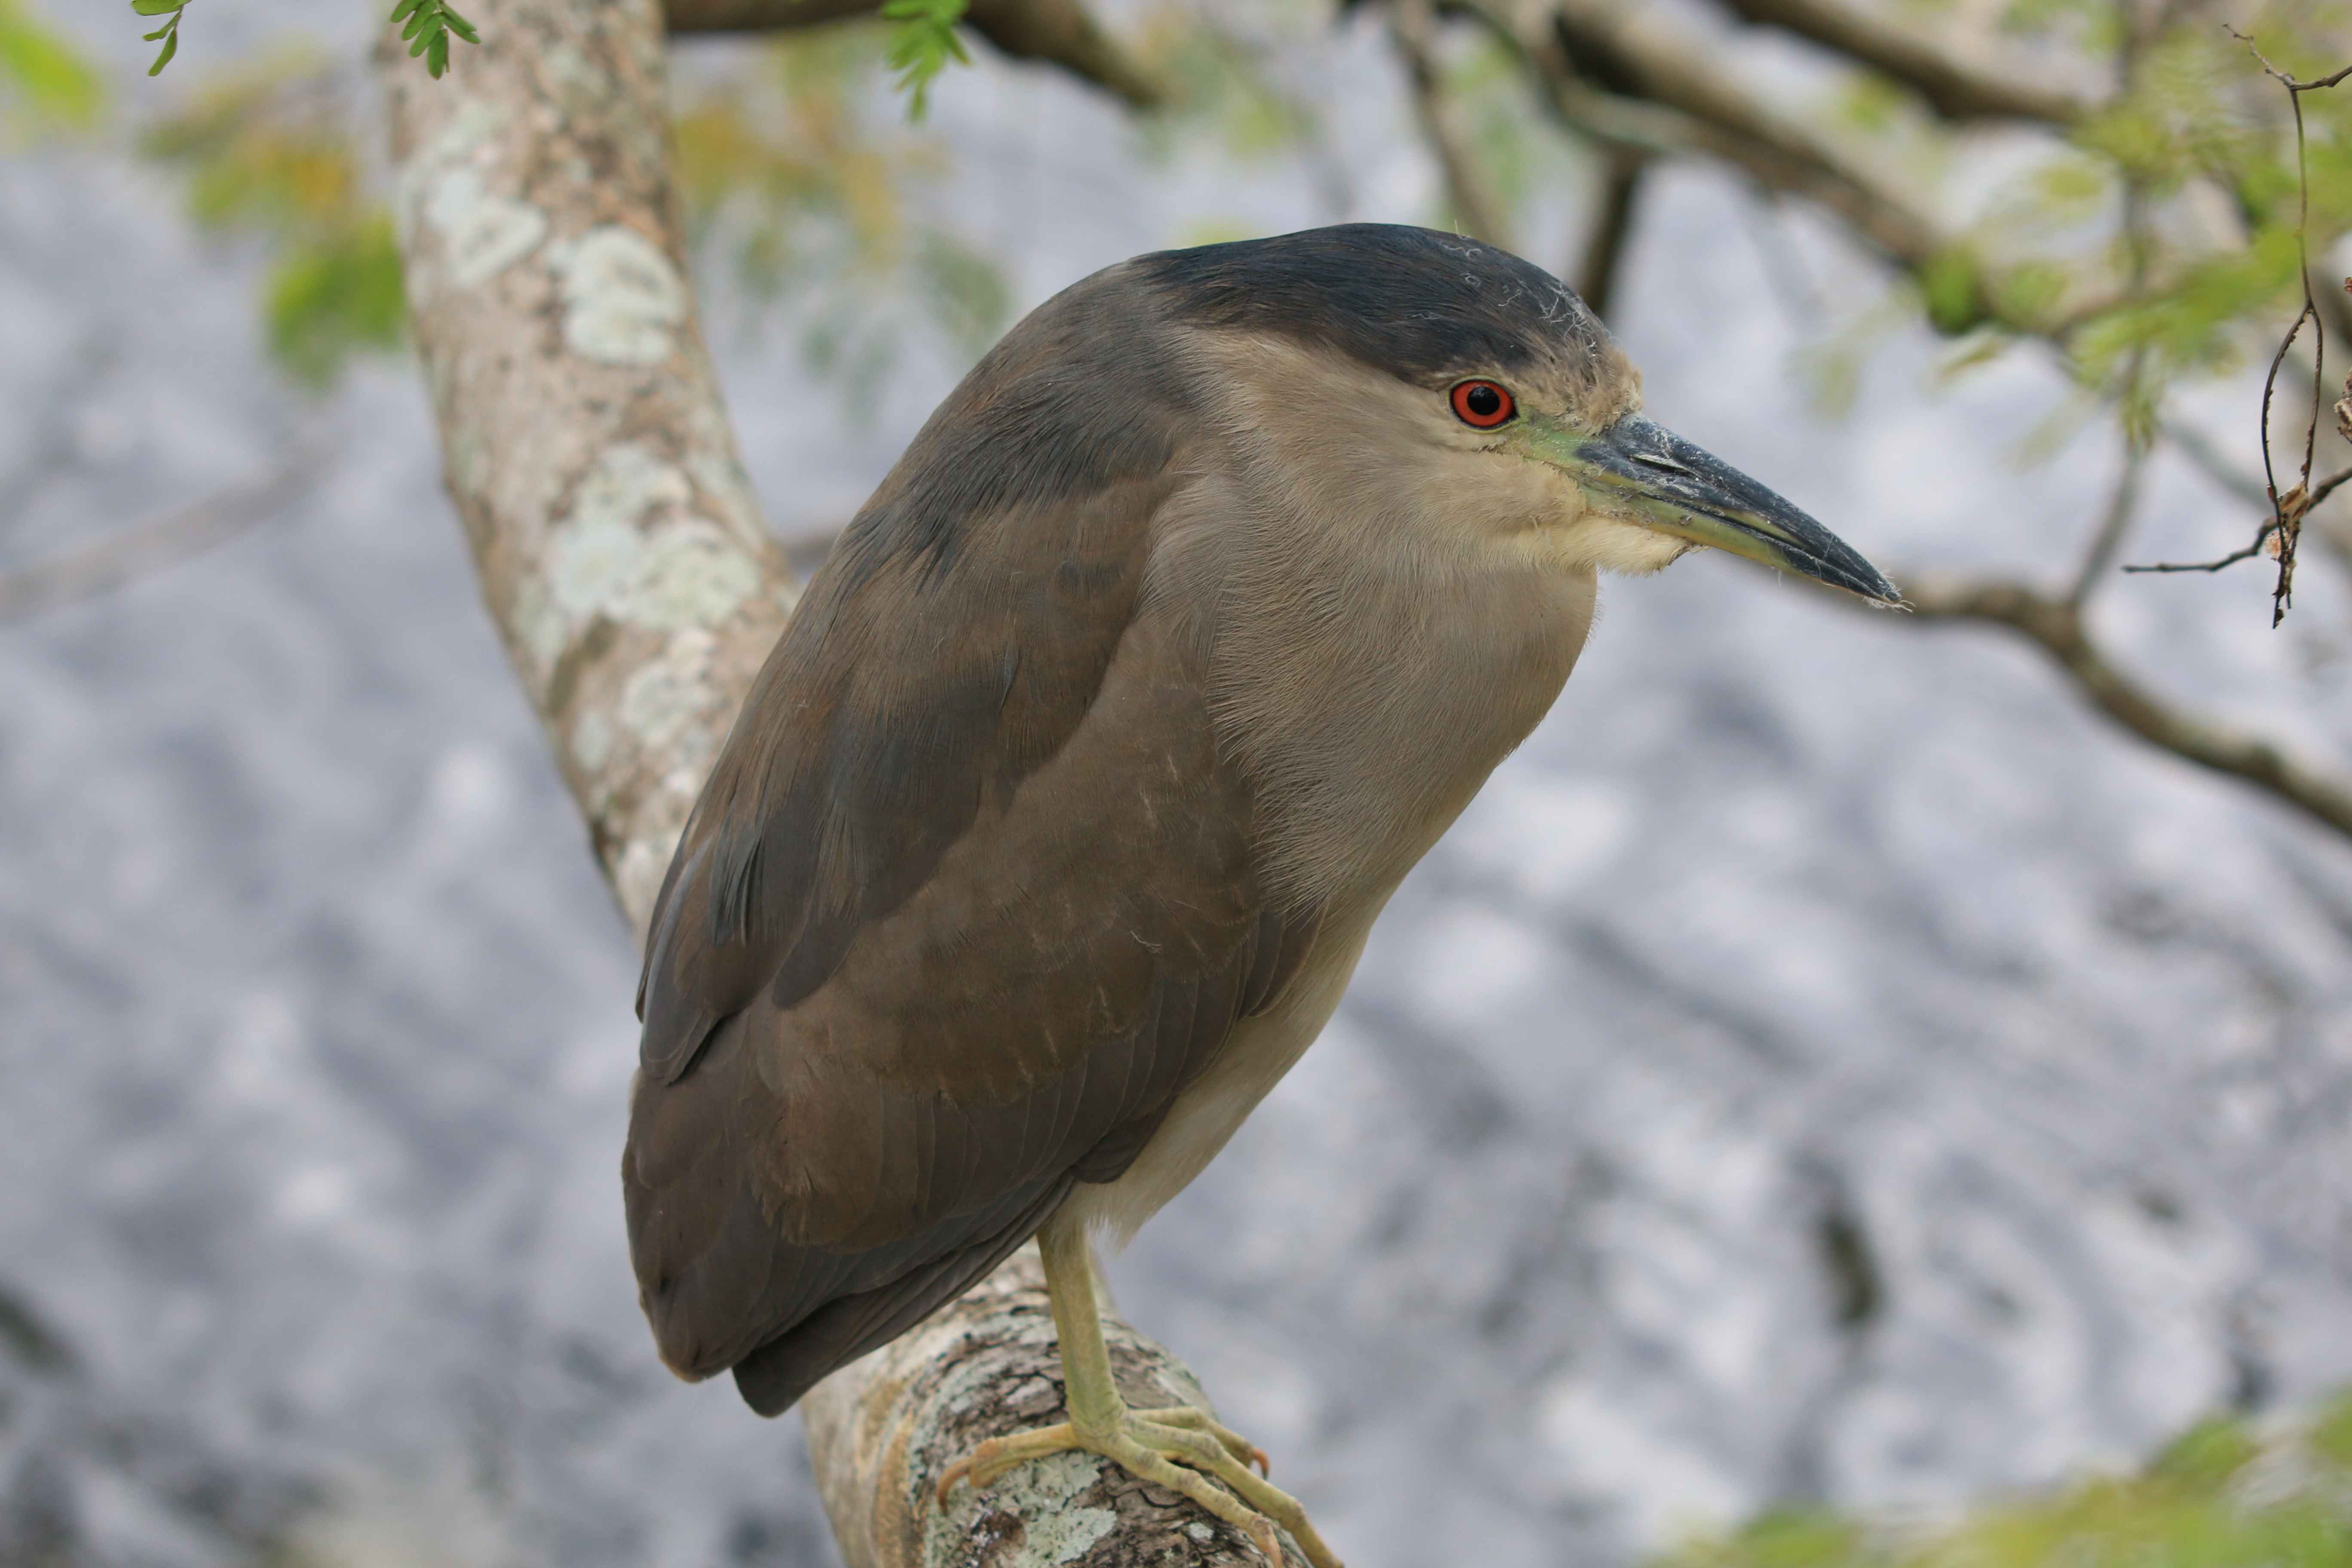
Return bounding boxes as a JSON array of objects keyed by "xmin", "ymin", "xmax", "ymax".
[{"xmin": 5, "ymin": 2, "xmax": 2352, "ymax": 1565}]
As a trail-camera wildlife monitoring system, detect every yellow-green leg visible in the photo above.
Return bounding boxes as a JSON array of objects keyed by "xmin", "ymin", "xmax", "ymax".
[{"xmin": 934, "ymin": 1212, "xmax": 1342, "ymax": 1568}]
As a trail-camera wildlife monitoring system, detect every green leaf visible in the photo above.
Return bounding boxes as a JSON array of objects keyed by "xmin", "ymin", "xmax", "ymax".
[
  {"xmin": 382, "ymin": 0, "xmax": 476, "ymax": 78},
  {"xmin": 0, "ymin": 0, "xmax": 104, "ymax": 131},
  {"xmin": 878, "ymin": 0, "xmax": 969, "ymax": 120},
  {"xmin": 264, "ymin": 214, "xmax": 407, "ymax": 389},
  {"xmin": 129, "ymin": 0, "xmax": 182, "ymax": 16},
  {"xmin": 146, "ymin": 27, "xmax": 175, "ymax": 75},
  {"xmin": 1921, "ymin": 248, "xmax": 1986, "ymax": 334}
]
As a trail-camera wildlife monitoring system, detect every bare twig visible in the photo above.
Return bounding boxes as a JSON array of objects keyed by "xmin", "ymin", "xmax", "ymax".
[
  {"xmin": 1389, "ymin": 0, "xmax": 1513, "ymax": 248},
  {"xmin": 2139, "ymin": 425, "xmax": 2352, "ymax": 586},
  {"xmin": 2070, "ymin": 106, "xmax": 2154, "ymax": 606},
  {"xmin": 2122, "ymin": 465, "xmax": 2352, "ymax": 573},
  {"xmin": 2222, "ymin": 28, "xmax": 2352, "ymax": 625},
  {"xmin": 1573, "ymin": 148, "xmax": 1645, "ymax": 319},
  {"xmin": 1889, "ymin": 571, "xmax": 2352, "ymax": 840},
  {"xmin": 2070, "ymin": 429, "xmax": 2149, "ymax": 604},
  {"xmin": 663, "ymin": 0, "xmax": 1166, "ymax": 110},
  {"xmin": 0, "ymin": 448, "xmax": 322, "ymax": 623},
  {"xmin": 1715, "ymin": 0, "xmax": 2092, "ymax": 125},
  {"xmin": 2122, "ymin": 523, "xmax": 2278, "ymax": 576}
]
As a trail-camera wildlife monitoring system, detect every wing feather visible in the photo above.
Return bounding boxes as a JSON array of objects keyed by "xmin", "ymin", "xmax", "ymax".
[{"xmin": 622, "ymin": 269, "xmax": 1322, "ymax": 1411}]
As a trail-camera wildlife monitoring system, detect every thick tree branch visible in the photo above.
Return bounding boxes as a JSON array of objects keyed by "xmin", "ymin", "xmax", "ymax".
[
  {"xmin": 379, "ymin": 0, "xmax": 795, "ymax": 936},
  {"xmin": 803, "ymin": 1245, "xmax": 1299, "ymax": 1568},
  {"xmin": 1713, "ymin": 0, "xmax": 2092, "ymax": 125},
  {"xmin": 1893, "ymin": 573, "xmax": 2352, "ymax": 841},
  {"xmin": 383, "ymin": 6, "xmax": 1245, "ymax": 1564},
  {"xmin": 663, "ymin": 0, "xmax": 1166, "ymax": 111}
]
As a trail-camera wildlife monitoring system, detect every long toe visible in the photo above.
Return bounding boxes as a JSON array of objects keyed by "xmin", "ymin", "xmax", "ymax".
[
  {"xmin": 935, "ymin": 1406, "xmax": 1336, "ymax": 1568},
  {"xmin": 1130, "ymin": 1403, "xmax": 1272, "ymax": 1475}
]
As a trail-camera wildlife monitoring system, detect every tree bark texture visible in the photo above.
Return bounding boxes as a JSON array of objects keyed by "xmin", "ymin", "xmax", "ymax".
[
  {"xmin": 803, "ymin": 1246, "xmax": 1301, "ymax": 1568},
  {"xmin": 379, "ymin": 0, "xmax": 796, "ymax": 938},
  {"xmin": 662, "ymin": 0, "xmax": 1167, "ymax": 110},
  {"xmin": 379, "ymin": 8, "xmax": 1243, "ymax": 1565}
]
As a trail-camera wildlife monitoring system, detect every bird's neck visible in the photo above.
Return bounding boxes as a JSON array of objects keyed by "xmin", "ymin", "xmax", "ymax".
[{"xmin": 1200, "ymin": 483, "xmax": 1598, "ymax": 913}]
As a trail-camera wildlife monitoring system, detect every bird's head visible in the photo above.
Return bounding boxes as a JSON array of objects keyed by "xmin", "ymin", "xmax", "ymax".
[{"xmin": 1138, "ymin": 224, "xmax": 1899, "ymax": 605}]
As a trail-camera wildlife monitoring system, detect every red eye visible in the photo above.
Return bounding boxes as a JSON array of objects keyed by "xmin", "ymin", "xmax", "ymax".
[{"xmin": 1450, "ymin": 380, "xmax": 1516, "ymax": 429}]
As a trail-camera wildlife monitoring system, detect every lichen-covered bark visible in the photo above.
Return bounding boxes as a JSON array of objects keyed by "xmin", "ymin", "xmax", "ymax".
[
  {"xmin": 380, "ymin": 10, "xmax": 1245, "ymax": 1566},
  {"xmin": 377, "ymin": 0, "xmax": 793, "ymax": 936},
  {"xmin": 804, "ymin": 1246, "xmax": 1298, "ymax": 1568}
]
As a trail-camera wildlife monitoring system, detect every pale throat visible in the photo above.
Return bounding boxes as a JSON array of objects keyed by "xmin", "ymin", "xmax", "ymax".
[{"xmin": 1562, "ymin": 510, "xmax": 1692, "ymax": 577}]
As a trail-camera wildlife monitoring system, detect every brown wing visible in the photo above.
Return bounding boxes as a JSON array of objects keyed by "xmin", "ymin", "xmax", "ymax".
[{"xmin": 622, "ymin": 275, "xmax": 1318, "ymax": 1415}]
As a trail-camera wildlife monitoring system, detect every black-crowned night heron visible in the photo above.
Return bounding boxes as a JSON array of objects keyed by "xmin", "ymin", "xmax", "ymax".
[{"xmin": 625, "ymin": 223, "xmax": 1895, "ymax": 1565}]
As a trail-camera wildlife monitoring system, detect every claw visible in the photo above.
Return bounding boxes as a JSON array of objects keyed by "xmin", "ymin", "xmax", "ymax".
[
  {"xmin": 932, "ymin": 1404, "xmax": 1327, "ymax": 1565},
  {"xmin": 934, "ymin": 1454, "xmax": 975, "ymax": 1510}
]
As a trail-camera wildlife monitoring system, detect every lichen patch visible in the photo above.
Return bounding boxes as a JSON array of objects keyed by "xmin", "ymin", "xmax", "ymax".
[
  {"xmin": 395, "ymin": 101, "xmax": 545, "ymax": 297},
  {"xmin": 619, "ymin": 630, "xmax": 723, "ymax": 775},
  {"xmin": 924, "ymin": 1452, "xmax": 1118, "ymax": 1568},
  {"xmin": 545, "ymin": 446, "xmax": 760, "ymax": 637},
  {"xmin": 570, "ymin": 710, "xmax": 614, "ymax": 775},
  {"xmin": 429, "ymin": 169, "xmax": 549, "ymax": 291},
  {"xmin": 549, "ymin": 225, "xmax": 685, "ymax": 365}
]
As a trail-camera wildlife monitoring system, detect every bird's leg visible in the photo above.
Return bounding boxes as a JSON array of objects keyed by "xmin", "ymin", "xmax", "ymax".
[{"xmin": 934, "ymin": 1212, "xmax": 1342, "ymax": 1568}]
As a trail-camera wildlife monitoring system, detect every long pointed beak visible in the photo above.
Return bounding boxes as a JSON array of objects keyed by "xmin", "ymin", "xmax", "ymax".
[{"xmin": 1519, "ymin": 412, "xmax": 1901, "ymax": 604}]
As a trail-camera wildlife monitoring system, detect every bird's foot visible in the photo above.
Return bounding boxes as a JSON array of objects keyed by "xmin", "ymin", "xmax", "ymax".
[{"xmin": 935, "ymin": 1402, "xmax": 1337, "ymax": 1568}]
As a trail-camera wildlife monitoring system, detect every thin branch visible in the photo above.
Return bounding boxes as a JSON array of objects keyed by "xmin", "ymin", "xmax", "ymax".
[
  {"xmin": 2070, "ymin": 428, "xmax": 2149, "ymax": 604},
  {"xmin": 1389, "ymin": 0, "xmax": 1513, "ymax": 249},
  {"xmin": 0, "ymin": 447, "xmax": 323, "ymax": 623},
  {"xmin": 2135, "ymin": 425, "xmax": 2352, "ymax": 581},
  {"xmin": 1465, "ymin": 0, "xmax": 1946, "ymax": 275},
  {"xmin": 1714, "ymin": 0, "xmax": 2092, "ymax": 125},
  {"xmin": 1889, "ymin": 571, "xmax": 2352, "ymax": 841},
  {"xmin": 1572, "ymin": 148, "xmax": 1645, "ymax": 319},
  {"xmin": 2122, "ymin": 464, "xmax": 2352, "ymax": 573},
  {"xmin": 2225, "ymin": 24, "xmax": 2351, "ymax": 625},
  {"xmin": 2123, "ymin": 522, "xmax": 2279, "ymax": 576},
  {"xmin": 2071, "ymin": 78, "xmax": 2154, "ymax": 609},
  {"xmin": 663, "ymin": 0, "xmax": 1166, "ymax": 110}
]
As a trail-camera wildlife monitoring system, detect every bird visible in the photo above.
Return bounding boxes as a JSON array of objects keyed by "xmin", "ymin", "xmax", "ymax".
[{"xmin": 622, "ymin": 222, "xmax": 1896, "ymax": 1566}]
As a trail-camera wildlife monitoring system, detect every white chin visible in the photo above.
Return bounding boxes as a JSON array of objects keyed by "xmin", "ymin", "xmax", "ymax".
[{"xmin": 1577, "ymin": 517, "xmax": 1692, "ymax": 578}]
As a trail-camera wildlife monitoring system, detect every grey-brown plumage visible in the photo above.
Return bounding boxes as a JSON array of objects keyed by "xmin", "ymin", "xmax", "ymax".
[{"xmin": 625, "ymin": 224, "xmax": 1893, "ymax": 1559}]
